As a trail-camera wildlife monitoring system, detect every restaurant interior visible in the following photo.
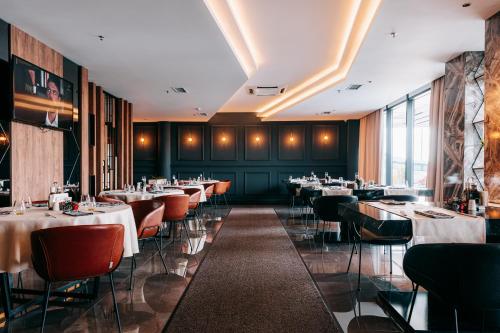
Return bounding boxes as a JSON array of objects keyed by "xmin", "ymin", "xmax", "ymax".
[{"xmin": 1, "ymin": 0, "xmax": 500, "ymax": 332}]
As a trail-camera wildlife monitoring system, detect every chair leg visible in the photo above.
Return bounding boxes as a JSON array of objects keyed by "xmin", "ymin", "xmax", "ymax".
[
  {"xmin": 407, "ymin": 284, "xmax": 419, "ymax": 323},
  {"xmin": 40, "ymin": 282, "xmax": 51, "ymax": 333},
  {"xmin": 357, "ymin": 240, "xmax": 362, "ymax": 291},
  {"xmin": 109, "ymin": 273, "xmax": 122, "ymax": 333},
  {"xmin": 182, "ymin": 220, "xmax": 197, "ymax": 264},
  {"xmin": 389, "ymin": 245, "xmax": 393, "ymax": 275},
  {"xmin": 153, "ymin": 237, "xmax": 169, "ymax": 274},
  {"xmin": 454, "ymin": 308, "xmax": 459, "ymax": 333},
  {"xmin": 347, "ymin": 241, "xmax": 356, "ymax": 273},
  {"xmin": 321, "ymin": 220, "xmax": 327, "ymax": 254},
  {"xmin": 128, "ymin": 254, "xmax": 135, "ymax": 291}
]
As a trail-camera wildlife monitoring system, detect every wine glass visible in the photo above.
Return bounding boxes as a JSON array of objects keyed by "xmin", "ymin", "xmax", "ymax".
[
  {"xmin": 14, "ymin": 200, "xmax": 26, "ymax": 215},
  {"xmin": 80, "ymin": 194, "xmax": 89, "ymax": 207},
  {"xmin": 25, "ymin": 195, "xmax": 32, "ymax": 209}
]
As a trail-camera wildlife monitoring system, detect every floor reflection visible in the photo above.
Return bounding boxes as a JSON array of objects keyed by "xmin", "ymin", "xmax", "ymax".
[
  {"xmin": 0, "ymin": 208, "xmax": 228, "ymax": 333},
  {"xmin": 276, "ymin": 207, "xmax": 408, "ymax": 333}
]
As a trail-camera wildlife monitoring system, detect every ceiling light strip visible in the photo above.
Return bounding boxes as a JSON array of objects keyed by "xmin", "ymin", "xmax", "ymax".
[
  {"xmin": 259, "ymin": 0, "xmax": 382, "ymax": 118},
  {"xmin": 204, "ymin": 0, "xmax": 258, "ymax": 77}
]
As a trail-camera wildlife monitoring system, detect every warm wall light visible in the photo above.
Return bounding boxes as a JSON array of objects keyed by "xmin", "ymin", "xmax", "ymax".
[
  {"xmin": 255, "ymin": 136, "xmax": 261, "ymax": 143},
  {"xmin": 289, "ymin": 135, "xmax": 295, "ymax": 143},
  {"xmin": 187, "ymin": 136, "xmax": 194, "ymax": 143},
  {"xmin": 221, "ymin": 136, "xmax": 227, "ymax": 143},
  {"xmin": 140, "ymin": 136, "xmax": 145, "ymax": 145},
  {"xmin": 323, "ymin": 134, "xmax": 329, "ymax": 142},
  {"xmin": 0, "ymin": 135, "xmax": 8, "ymax": 145}
]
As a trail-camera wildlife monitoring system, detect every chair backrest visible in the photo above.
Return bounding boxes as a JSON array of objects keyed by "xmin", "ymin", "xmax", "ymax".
[
  {"xmin": 378, "ymin": 195, "xmax": 418, "ymax": 202},
  {"xmin": 214, "ymin": 181, "xmax": 228, "ymax": 195},
  {"xmin": 403, "ymin": 243, "xmax": 500, "ymax": 311},
  {"xmin": 96, "ymin": 195, "xmax": 125, "ymax": 204},
  {"xmin": 128, "ymin": 199, "xmax": 165, "ymax": 239},
  {"xmin": 286, "ymin": 182, "xmax": 301, "ymax": 196},
  {"xmin": 157, "ymin": 194, "xmax": 189, "ymax": 221},
  {"xmin": 183, "ymin": 188, "xmax": 202, "ymax": 209},
  {"xmin": 313, "ymin": 195, "xmax": 358, "ymax": 221},
  {"xmin": 31, "ymin": 224, "xmax": 124, "ymax": 282},
  {"xmin": 221, "ymin": 179, "xmax": 232, "ymax": 192},
  {"xmin": 204, "ymin": 184, "xmax": 214, "ymax": 199},
  {"xmin": 300, "ymin": 187, "xmax": 322, "ymax": 207}
]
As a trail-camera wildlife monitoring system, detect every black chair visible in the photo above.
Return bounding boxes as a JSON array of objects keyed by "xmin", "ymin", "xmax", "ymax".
[
  {"xmin": 403, "ymin": 243, "xmax": 500, "ymax": 332},
  {"xmin": 347, "ymin": 195, "xmax": 415, "ymax": 289},
  {"xmin": 299, "ymin": 187, "xmax": 322, "ymax": 235},
  {"xmin": 377, "ymin": 194, "xmax": 419, "ymax": 202},
  {"xmin": 313, "ymin": 195, "xmax": 358, "ymax": 252}
]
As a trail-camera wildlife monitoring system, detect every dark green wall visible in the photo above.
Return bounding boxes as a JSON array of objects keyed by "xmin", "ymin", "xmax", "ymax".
[{"xmin": 134, "ymin": 119, "xmax": 360, "ymax": 204}]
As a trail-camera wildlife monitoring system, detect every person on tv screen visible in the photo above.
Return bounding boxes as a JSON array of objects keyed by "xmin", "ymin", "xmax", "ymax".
[{"xmin": 45, "ymin": 77, "xmax": 60, "ymax": 127}]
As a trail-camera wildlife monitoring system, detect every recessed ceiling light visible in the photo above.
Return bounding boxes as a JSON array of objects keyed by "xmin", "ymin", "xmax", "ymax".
[
  {"xmin": 97, "ymin": 35, "xmax": 104, "ymax": 41},
  {"xmin": 462, "ymin": 2, "xmax": 471, "ymax": 7}
]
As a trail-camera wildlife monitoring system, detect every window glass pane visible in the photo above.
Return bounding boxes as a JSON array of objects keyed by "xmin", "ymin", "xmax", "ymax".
[
  {"xmin": 413, "ymin": 91, "xmax": 430, "ymax": 188},
  {"xmin": 381, "ymin": 110, "xmax": 387, "ymax": 185},
  {"xmin": 391, "ymin": 102, "xmax": 407, "ymax": 186}
]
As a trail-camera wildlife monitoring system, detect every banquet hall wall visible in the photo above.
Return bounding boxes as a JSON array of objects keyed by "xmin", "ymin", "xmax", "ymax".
[
  {"xmin": 134, "ymin": 115, "xmax": 360, "ymax": 204},
  {"xmin": 0, "ymin": 19, "xmax": 134, "ymax": 204}
]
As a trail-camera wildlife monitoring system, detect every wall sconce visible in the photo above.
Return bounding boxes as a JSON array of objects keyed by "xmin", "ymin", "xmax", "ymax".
[
  {"xmin": 140, "ymin": 136, "xmax": 145, "ymax": 145},
  {"xmin": 322, "ymin": 134, "xmax": 329, "ymax": 143},
  {"xmin": 255, "ymin": 136, "xmax": 261, "ymax": 143},
  {"xmin": 0, "ymin": 135, "xmax": 8, "ymax": 145},
  {"xmin": 221, "ymin": 135, "xmax": 228, "ymax": 143},
  {"xmin": 187, "ymin": 136, "xmax": 194, "ymax": 144},
  {"xmin": 289, "ymin": 135, "xmax": 295, "ymax": 143}
]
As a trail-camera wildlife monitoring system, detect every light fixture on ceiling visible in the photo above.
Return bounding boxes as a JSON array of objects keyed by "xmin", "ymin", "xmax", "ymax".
[
  {"xmin": 171, "ymin": 87, "xmax": 188, "ymax": 94},
  {"xmin": 248, "ymin": 85, "xmax": 287, "ymax": 96},
  {"xmin": 462, "ymin": 3, "xmax": 471, "ymax": 8},
  {"xmin": 389, "ymin": 32, "xmax": 398, "ymax": 38},
  {"xmin": 97, "ymin": 35, "xmax": 104, "ymax": 41},
  {"xmin": 346, "ymin": 84, "xmax": 363, "ymax": 90}
]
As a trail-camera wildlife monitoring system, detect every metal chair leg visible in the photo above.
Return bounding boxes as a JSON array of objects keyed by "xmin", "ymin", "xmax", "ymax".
[
  {"xmin": 128, "ymin": 254, "xmax": 135, "ymax": 290},
  {"xmin": 407, "ymin": 284, "xmax": 419, "ymax": 323},
  {"xmin": 357, "ymin": 240, "xmax": 362, "ymax": 291},
  {"xmin": 347, "ymin": 241, "xmax": 356, "ymax": 273},
  {"xmin": 153, "ymin": 238, "xmax": 169, "ymax": 273},
  {"xmin": 389, "ymin": 245, "xmax": 393, "ymax": 275},
  {"xmin": 454, "ymin": 308, "xmax": 459, "ymax": 333},
  {"xmin": 109, "ymin": 273, "xmax": 122, "ymax": 333},
  {"xmin": 40, "ymin": 282, "xmax": 51, "ymax": 333}
]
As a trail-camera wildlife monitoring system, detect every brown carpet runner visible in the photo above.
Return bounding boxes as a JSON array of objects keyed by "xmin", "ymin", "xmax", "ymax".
[{"xmin": 164, "ymin": 207, "xmax": 338, "ymax": 332}]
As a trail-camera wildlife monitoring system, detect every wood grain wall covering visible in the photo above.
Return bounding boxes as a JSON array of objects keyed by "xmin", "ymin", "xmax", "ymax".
[
  {"xmin": 443, "ymin": 54, "xmax": 465, "ymax": 201},
  {"xmin": 116, "ymin": 99, "xmax": 125, "ymax": 188},
  {"xmin": 95, "ymin": 86, "xmax": 105, "ymax": 194},
  {"xmin": 128, "ymin": 103, "xmax": 133, "ymax": 184},
  {"xmin": 485, "ymin": 11, "xmax": 500, "ymax": 202},
  {"xmin": 88, "ymin": 82, "xmax": 97, "ymax": 194},
  {"xmin": 79, "ymin": 67, "xmax": 89, "ymax": 194},
  {"xmin": 10, "ymin": 26, "xmax": 64, "ymax": 202}
]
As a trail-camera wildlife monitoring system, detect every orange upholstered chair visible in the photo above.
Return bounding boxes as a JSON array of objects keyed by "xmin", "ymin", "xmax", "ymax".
[
  {"xmin": 96, "ymin": 195, "xmax": 124, "ymax": 204},
  {"xmin": 128, "ymin": 199, "xmax": 167, "ymax": 290},
  {"xmin": 31, "ymin": 224, "xmax": 124, "ymax": 332}
]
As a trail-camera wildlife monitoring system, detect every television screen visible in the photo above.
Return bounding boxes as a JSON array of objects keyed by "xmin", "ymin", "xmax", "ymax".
[{"xmin": 12, "ymin": 56, "xmax": 74, "ymax": 130}]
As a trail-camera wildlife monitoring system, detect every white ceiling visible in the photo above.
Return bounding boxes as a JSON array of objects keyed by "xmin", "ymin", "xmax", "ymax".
[
  {"xmin": 0, "ymin": 0, "xmax": 247, "ymax": 122},
  {"xmin": 1, "ymin": 0, "xmax": 500, "ymax": 121}
]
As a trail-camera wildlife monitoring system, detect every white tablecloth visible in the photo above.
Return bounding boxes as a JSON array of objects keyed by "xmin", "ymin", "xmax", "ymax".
[
  {"xmin": 0, "ymin": 205, "xmax": 138, "ymax": 273},
  {"xmin": 383, "ymin": 187, "xmax": 418, "ymax": 196},
  {"xmin": 100, "ymin": 189, "xmax": 185, "ymax": 203},
  {"xmin": 321, "ymin": 187, "xmax": 353, "ymax": 196},
  {"xmin": 367, "ymin": 202, "xmax": 486, "ymax": 245}
]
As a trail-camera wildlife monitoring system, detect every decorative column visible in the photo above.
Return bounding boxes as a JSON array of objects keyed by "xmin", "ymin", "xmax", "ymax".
[{"xmin": 485, "ymin": 11, "xmax": 500, "ymax": 203}]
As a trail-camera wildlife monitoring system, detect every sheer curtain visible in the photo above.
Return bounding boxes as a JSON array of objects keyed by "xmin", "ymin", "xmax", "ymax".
[
  {"xmin": 426, "ymin": 76, "xmax": 445, "ymax": 202},
  {"xmin": 358, "ymin": 109, "xmax": 382, "ymax": 183}
]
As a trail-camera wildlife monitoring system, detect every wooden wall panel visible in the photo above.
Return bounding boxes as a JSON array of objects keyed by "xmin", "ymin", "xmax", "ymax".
[
  {"xmin": 116, "ymin": 99, "xmax": 125, "ymax": 188},
  {"xmin": 124, "ymin": 102, "xmax": 129, "ymax": 184},
  {"xmin": 211, "ymin": 126, "xmax": 237, "ymax": 161},
  {"xmin": 10, "ymin": 26, "xmax": 64, "ymax": 202},
  {"xmin": 88, "ymin": 83, "xmax": 97, "ymax": 195},
  {"xmin": 128, "ymin": 103, "xmax": 133, "ymax": 184},
  {"xmin": 95, "ymin": 86, "xmax": 105, "ymax": 194},
  {"xmin": 79, "ymin": 67, "xmax": 89, "ymax": 194}
]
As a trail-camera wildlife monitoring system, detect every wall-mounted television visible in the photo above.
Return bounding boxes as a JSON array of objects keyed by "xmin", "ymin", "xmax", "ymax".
[{"xmin": 12, "ymin": 55, "xmax": 73, "ymax": 131}]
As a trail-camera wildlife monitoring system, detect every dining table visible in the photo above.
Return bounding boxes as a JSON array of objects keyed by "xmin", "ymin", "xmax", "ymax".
[
  {"xmin": 100, "ymin": 188, "xmax": 185, "ymax": 203},
  {"xmin": 0, "ymin": 202, "xmax": 138, "ymax": 321}
]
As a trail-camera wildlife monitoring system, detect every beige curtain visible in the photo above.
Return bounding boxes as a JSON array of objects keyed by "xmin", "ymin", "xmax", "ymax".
[
  {"xmin": 358, "ymin": 109, "xmax": 382, "ymax": 183},
  {"xmin": 426, "ymin": 76, "xmax": 445, "ymax": 203}
]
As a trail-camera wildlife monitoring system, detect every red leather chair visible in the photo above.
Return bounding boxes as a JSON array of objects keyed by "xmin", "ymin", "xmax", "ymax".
[
  {"xmin": 31, "ymin": 224, "xmax": 124, "ymax": 333},
  {"xmin": 183, "ymin": 188, "xmax": 202, "ymax": 211},
  {"xmin": 156, "ymin": 194, "xmax": 192, "ymax": 255},
  {"xmin": 96, "ymin": 195, "xmax": 125, "ymax": 204},
  {"xmin": 203, "ymin": 184, "xmax": 214, "ymax": 201},
  {"xmin": 212, "ymin": 180, "xmax": 231, "ymax": 214},
  {"xmin": 128, "ymin": 200, "xmax": 167, "ymax": 290}
]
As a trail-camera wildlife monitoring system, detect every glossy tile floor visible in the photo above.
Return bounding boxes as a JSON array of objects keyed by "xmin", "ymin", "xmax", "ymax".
[
  {"xmin": 275, "ymin": 207, "xmax": 410, "ymax": 333},
  {"xmin": 0, "ymin": 208, "xmax": 229, "ymax": 333}
]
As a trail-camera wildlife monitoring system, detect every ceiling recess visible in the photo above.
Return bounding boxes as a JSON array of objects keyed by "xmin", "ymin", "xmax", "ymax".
[
  {"xmin": 248, "ymin": 85, "xmax": 287, "ymax": 96},
  {"xmin": 346, "ymin": 84, "xmax": 363, "ymax": 90},
  {"xmin": 171, "ymin": 87, "xmax": 188, "ymax": 93}
]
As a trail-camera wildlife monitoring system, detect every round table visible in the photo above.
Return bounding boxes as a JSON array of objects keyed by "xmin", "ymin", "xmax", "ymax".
[
  {"xmin": 100, "ymin": 189, "xmax": 185, "ymax": 203},
  {"xmin": 0, "ymin": 204, "xmax": 138, "ymax": 273}
]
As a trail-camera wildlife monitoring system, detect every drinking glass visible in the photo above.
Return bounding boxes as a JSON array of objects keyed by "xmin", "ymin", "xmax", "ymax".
[
  {"xmin": 80, "ymin": 194, "xmax": 89, "ymax": 207},
  {"xmin": 14, "ymin": 200, "xmax": 26, "ymax": 215},
  {"xmin": 26, "ymin": 195, "xmax": 32, "ymax": 209},
  {"xmin": 88, "ymin": 196, "xmax": 96, "ymax": 212}
]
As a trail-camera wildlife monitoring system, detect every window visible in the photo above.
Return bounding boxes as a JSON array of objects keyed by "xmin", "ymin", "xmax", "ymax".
[
  {"xmin": 391, "ymin": 102, "xmax": 407, "ymax": 186},
  {"xmin": 412, "ymin": 91, "xmax": 430, "ymax": 188},
  {"xmin": 381, "ymin": 87, "xmax": 431, "ymax": 187}
]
